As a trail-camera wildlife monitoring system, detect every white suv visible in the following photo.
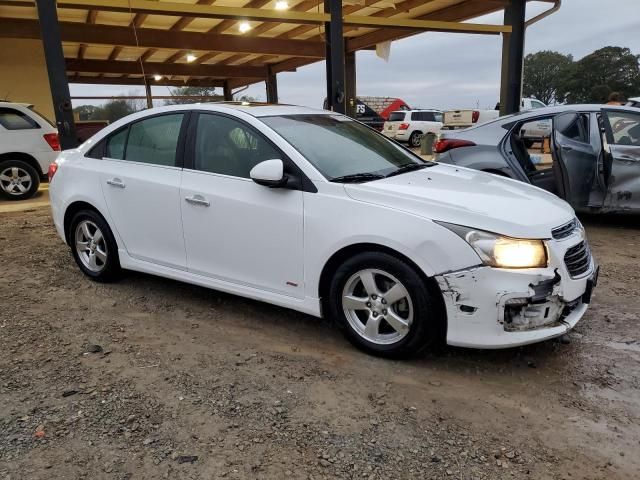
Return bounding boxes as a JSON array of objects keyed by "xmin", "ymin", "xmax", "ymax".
[
  {"xmin": 382, "ymin": 109, "xmax": 443, "ymax": 147},
  {"xmin": 0, "ymin": 102, "xmax": 60, "ymax": 200}
]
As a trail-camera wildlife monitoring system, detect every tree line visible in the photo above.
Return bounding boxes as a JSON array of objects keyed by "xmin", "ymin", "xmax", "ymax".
[{"xmin": 523, "ymin": 46, "xmax": 640, "ymax": 105}]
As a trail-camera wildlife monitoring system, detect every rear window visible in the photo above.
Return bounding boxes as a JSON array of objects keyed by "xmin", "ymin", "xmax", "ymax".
[
  {"xmin": 388, "ymin": 112, "xmax": 406, "ymax": 122},
  {"xmin": 0, "ymin": 108, "xmax": 40, "ymax": 130}
]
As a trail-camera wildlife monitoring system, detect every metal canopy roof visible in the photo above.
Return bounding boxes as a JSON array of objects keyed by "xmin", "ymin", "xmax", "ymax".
[{"xmin": 0, "ymin": 0, "xmax": 538, "ymax": 90}]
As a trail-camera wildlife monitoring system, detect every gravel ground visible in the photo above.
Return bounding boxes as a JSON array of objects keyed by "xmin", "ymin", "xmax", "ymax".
[{"xmin": 1, "ymin": 208, "xmax": 639, "ymax": 480}]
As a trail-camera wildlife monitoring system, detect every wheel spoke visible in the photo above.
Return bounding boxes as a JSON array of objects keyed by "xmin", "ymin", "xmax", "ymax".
[
  {"xmin": 385, "ymin": 310, "xmax": 410, "ymax": 334},
  {"xmin": 343, "ymin": 295, "xmax": 369, "ymax": 311},
  {"xmin": 76, "ymin": 241, "xmax": 90, "ymax": 252},
  {"xmin": 11, "ymin": 167, "xmax": 19, "ymax": 178},
  {"xmin": 82, "ymin": 222, "xmax": 92, "ymax": 240},
  {"xmin": 95, "ymin": 248, "xmax": 107, "ymax": 263},
  {"xmin": 383, "ymin": 282, "xmax": 409, "ymax": 306},
  {"xmin": 359, "ymin": 271, "xmax": 379, "ymax": 297},
  {"xmin": 364, "ymin": 314, "xmax": 381, "ymax": 339},
  {"xmin": 92, "ymin": 229, "xmax": 103, "ymax": 244},
  {"xmin": 88, "ymin": 252, "xmax": 98, "ymax": 269},
  {"xmin": 0, "ymin": 174, "xmax": 10, "ymax": 182},
  {"xmin": 16, "ymin": 183, "xmax": 26, "ymax": 193}
]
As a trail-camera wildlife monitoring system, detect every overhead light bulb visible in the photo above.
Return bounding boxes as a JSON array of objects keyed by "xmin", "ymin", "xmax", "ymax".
[
  {"xmin": 153, "ymin": 74, "xmax": 162, "ymax": 81},
  {"xmin": 238, "ymin": 21, "xmax": 251, "ymax": 33},
  {"xmin": 186, "ymin": 53, "xmax": 197, "ymax": 63},
  {"xmin": 275, "ymin": 1, "xmax": 289, "ymax": 10}
]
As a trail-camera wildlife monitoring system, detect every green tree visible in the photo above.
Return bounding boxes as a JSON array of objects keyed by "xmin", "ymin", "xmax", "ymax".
[
  {"xmin": 523, "ymin": 50, "xmax": 574, "ymax": 105},
  {"xmin": 565, "ymin": 46, "xmax": 640, "ymax": 103},
  {"xmin": 164, "ymin": 86, "xmax": 222, "ymax": 104},
  {"xmin": 89, "ymin": 100, "xmax": 135, "ymax": 123}
]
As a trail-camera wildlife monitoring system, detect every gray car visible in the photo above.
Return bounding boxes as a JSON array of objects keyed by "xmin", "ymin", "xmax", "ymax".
[{"xmin": 435, "ymin": 104, "xmax": 640, "ymax": 213}]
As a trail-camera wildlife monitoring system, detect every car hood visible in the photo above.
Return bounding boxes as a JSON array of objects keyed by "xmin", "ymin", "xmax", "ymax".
[{"xmin": 344, "ymin": 164, "xmax": 574, "ymax": 239}]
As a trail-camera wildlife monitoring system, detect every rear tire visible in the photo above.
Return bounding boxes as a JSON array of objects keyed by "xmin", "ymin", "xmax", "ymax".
[
  {"xmin": 69, "ymin": 209, "xmax": 121, "ymax": 282},
  {"xmin": 0, "ymin": 159, "xmax": 40, "ymax": 201},
  {"xmin": 328, "ymin": 252, "xmax": 441, "ymax": 358},
  {"xmin": 409, "ymin": 131, "xmax": 423, "ymax": 148}
]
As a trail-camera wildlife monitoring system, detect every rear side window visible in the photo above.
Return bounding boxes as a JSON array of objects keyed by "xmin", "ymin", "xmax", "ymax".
[
  {"xmin": 125, "ymin": 114, "xmax": 184, "ymax": 166},
  {"xmin": 388, "ymin": 112, "xmax": 405, "ymax": 122},
  {"xmin": 558, "ymin": 114, "xmax": 590, "ymax": 143},
  {"xmin": 0, "ymin": 108, "xmax": 40, "ymax": 130}
]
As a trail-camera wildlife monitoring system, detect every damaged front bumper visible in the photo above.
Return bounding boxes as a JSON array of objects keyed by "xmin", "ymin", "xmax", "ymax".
[{"xmin": 435, "ymin": 254, "xmax": 597, "ymax": 349}]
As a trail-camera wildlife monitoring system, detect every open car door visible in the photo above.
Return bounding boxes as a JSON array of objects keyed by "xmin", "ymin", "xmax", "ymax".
[
  {"xmin": 550, "ymin": 112, "xmax": 598, "ymax": 211},
  {"xmin": 600, "ymin": 109, "xmax": 640, "ymax": 212}
]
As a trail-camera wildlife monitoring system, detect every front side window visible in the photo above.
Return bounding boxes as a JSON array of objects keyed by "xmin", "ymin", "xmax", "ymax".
[
  {"xmin": 105, "ymin": 128, "xmax": 127, "ymax": 160},
  {"xmin": 194, "ymin": 113, "xmax": 282, "ymax": 178},
  {"xmin": 124, "ymin": 114, "xmax": 184, "ymax": 166},
  {"xmin": 262, "ymin": 114, "xmax": 426, "ymax": 180},
  {"xmin": 0, "ymin": 108, "xmax": 40, "ymax": 130},
  {"xmin": 531, "ymin": 100, "xmax": 546, "ymax": 109},
  {"xmin": 604, "ymin": 111, "xmax": 640, "ymax": 146}
]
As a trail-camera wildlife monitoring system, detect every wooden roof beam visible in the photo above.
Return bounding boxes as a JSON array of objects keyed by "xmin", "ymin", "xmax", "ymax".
[
  {"xmin": 0, "ymin": 18, "xmax": 326, "ymax": 58},
  {"xmin": 69, "ymin": 75, "xmax": 227, "ymax": 87},
  {"xmin": 66, "ymin": 58, "xmax": 270, "ymax": 78}
]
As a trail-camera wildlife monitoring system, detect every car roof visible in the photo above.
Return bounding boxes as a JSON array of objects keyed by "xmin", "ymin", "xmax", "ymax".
[
  {"xmin": 0, "ymin": 101, "xmax": 33, "ymax": 109},
  {"xmin": 188, "ymin": 102, "xmax": 331, "ymax": 118},
  {"xmin": 389, "ymin": 109, "xmax": 440, "ymax": 113}
]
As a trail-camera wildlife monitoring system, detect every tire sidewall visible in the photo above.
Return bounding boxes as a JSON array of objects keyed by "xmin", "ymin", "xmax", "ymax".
[
  {"xmin": 328, "ymin": 252, "xmax": 438, "ymax": 358},
  {"xmin": 69, "ymin": 210, "xmax": 121, "ymax": 282},
  {"xmin": 0, "ymin": 159, "xmax": 40, "ymax": 201}
]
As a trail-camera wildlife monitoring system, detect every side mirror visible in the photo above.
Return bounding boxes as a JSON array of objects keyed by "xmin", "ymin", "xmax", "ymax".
[{"xmin": 250, "ymin": 159, "xmax": 288, "ymax": 188}]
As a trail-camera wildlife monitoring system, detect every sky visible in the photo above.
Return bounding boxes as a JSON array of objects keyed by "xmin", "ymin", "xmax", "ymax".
[{"xmin": 70, "ymin": 0, "xmax": 640, "ymax": 111}]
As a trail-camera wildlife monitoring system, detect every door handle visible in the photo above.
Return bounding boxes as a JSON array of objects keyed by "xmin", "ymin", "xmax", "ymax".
[
  {"xmin": 561, "ymin": 145, "xmax": 573, "ymax": 152},
  {"xmin": 106, "ymin": 178, "xmax": 126, "ymax": 188},
  {"xmin": 185, "ymin": 195, "xmax": 210, "ymax": 207}
]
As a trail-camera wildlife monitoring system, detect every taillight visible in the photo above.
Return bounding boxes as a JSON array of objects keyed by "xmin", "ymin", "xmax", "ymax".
[
  {"xmin": 433, "ymin": 138, "xmax": 476, "ymax": 153},
  {"xmin": 471, "ymin": 110, "xmax": 480, "ymax": 123},
  {"xmin": 48, "ymin": 162, "xmax": 58, "ymax": 182},
  {"xmin": 43, "ymin": 132, "xmax": 60, "ymax": 151},
  {"xmin": 398, "ymin": 123, "xmax": 410, "ymax": 130}
]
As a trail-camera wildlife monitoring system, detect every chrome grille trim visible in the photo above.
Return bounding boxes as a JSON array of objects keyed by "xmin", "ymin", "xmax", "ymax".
[
  {"xmin": 564, "ymin": 240, "xmax": 591, "ymax": 278},
  {"xmin": 552, "ymin": 219, "xmax": 578, "ymax": 240}
]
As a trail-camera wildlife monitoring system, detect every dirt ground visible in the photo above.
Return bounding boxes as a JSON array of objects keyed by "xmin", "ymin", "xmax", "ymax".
[{"xmin": 1, "ymin": 207, "xmax": 639, "ymax": 480}]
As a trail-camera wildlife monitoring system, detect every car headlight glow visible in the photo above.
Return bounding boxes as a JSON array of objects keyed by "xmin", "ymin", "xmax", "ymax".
[{"xmin": 437, "ymin": 222, "xmax": 548, "ymax": 269}]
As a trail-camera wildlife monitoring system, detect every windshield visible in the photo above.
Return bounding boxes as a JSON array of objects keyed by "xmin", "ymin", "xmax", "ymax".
[
  {"xmin": 388, "ymin": 112, "xmax": 406, "ymax": 122},
  {"xmin": 262, "ymin": 114, "xmax": 427, "ymax": 181}
]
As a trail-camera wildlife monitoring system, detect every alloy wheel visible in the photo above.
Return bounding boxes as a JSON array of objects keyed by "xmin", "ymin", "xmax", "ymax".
[
  {"xmin": 341, "ymin": 268, "xmax": 414, "ymax": 345},
  {"xmin": 0, "ymin": 166, "xmax": 32, "ymax": 196},
  {"xmin": 75, "ymin": 220, "xmax": 108, "ymax": 273}
]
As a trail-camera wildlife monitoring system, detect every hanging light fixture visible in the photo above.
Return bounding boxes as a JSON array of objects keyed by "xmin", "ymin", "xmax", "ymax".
[
  {"xmin": 275, "ymin": 1, "xmax": 289, "ymax": 10},
  {"xmin": 238, "ymin": 21, "xmax": 251, "ymax": 33},
  {"xmin": 186, "ymin": 53, "xmax": 197, "ymax": 63}
]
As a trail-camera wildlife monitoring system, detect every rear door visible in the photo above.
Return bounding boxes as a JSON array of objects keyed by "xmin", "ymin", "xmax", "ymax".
[
  {"xmin": 601, "ymin": 109, "xmax": 640, "ymax": 211},
  {"xmin": 99, "ymin": 112, "xmax": 188, "ymax": 269},
  {"xmin": 550, "ymin": 112, "xmax": 597, "ymax": 210}
]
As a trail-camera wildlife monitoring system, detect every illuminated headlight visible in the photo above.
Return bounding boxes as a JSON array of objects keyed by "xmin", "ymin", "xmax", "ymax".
[{"xmin": 437, "ymin": 222, "xmax": 548, "ymax": 269}]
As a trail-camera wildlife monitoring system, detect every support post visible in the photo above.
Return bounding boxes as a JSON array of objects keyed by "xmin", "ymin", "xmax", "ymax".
[
  {"xmin": 223, "ymin": 81, "xmax": 233, "ymax": 101},
  {"xmin": 324, "ymin": 0, "xmax": 345, "ymax": 114},
  {"xmin": 144, "ymin": 82, "xmax": 153, "ymax": 109},
  {"xmin": 35, "ymin": 0, "xmax": 77, "ymax": 149},
  {"xmin": 266, "ymin": 67, "xmax": 278, "ymax": 104},
  {"xmin": 504, "ymin": 0, "xmax": 526, "ymax": 115},
  {"xmin": 498, "ymin": 4, "xmax": 512, "ymax": 116},
  {"xmin": 345, "ymin": 50, "xmax": 357, "ymax": 118}
]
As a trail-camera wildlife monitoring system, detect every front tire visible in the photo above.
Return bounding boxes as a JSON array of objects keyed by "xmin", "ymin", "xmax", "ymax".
[
  {"xmin": 0, "ymin": 160, "xmax": 40, "ymax": 200},
  {"xmin": 408, "ymin": 131, "xmax": 423, "ymax": 148},
  {"xmin": 69, "ymin": 210, "xmax": 121, "ymax": 282},
  {"xmin": 328, "ymin": 252, "xmax": 441, "ymax": 358}
]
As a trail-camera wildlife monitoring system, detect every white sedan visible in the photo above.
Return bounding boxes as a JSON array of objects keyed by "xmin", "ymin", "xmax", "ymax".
[{"xmin": 49, "ymin": 103, "xmax": 597, "ymax": 357}]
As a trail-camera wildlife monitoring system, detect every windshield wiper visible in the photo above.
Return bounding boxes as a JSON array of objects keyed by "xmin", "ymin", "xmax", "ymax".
[
  {"xmin": 385, "ymin": 162, "xmax": 431, "ymax": 178},
  {"xmin": 330, "ymin": 172, "xmax": 386, "ymax": 183}
]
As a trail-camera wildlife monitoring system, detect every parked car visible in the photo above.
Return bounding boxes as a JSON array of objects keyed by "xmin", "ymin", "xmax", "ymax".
[
  {"xmin": 0, "ymin": 102, "xmax": 59, "ymax": 200},
  {"xmin": 382, "ymin": 109, "xmax": 443, "ymax": 147},
  {"xmin": 76, "ymin": 120, "xmax": 109, "ymax": 144},
  {"xmin": 49, "ymin": 103, "xmax": 597, "ymax": 358},
  {"xmin": 435, "ymin": 104, "xmax": 640, "ymax": 214},
  {"xmin": 627, "ymin": 97, "xmax": 640, "ymax": 108},
  {"xmin": 442, "ymin": 97, "xmax": 547, "ymax": 131}
]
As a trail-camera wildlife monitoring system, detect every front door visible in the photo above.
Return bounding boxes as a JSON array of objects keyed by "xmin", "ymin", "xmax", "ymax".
[
  {"xmin": 550, "ymin": 112, "xmax": 598, "ymax": 210},
  {"xmin": 180, "ymin": 112, "xmax": 304, "ymax": 298},
  {"xmin": 99, "ymin": 113, "xmax": 188, "ymax": 269},
  {"xmin": 601, "ymin": 109, "xmax": 640, "ymax": 212}
]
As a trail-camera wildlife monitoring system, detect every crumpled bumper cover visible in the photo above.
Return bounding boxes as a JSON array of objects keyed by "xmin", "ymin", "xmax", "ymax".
[{"xmin": 435, "ymin": 264, "xmax": 594, "ymax": 349}]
